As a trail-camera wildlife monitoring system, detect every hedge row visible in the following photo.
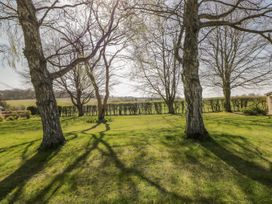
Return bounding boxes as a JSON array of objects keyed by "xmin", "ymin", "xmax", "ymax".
[
  {"xmin": 202, "ymin": 96, "xmax": 267, "ymax": 113},
  {"xmin": 25, "ymin": 96, "xmax": 267, "ymax": 117},
  {"xmin": 0, "ymin": 110, "xmax": 31, "ymax": 121}
]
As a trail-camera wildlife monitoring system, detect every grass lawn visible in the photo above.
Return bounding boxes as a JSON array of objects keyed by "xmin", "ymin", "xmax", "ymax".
[{"xmin": 0, "ymin": 113, "xmax": 271, "ymax": 203}]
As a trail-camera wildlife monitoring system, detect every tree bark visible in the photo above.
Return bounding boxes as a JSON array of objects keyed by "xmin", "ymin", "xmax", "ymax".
[
  {"xmin": 77, "ymin": 104, "xmax": 84, "ymax": 117},
  {"xmin": 166, "ymin": 100, "xmax": 175, "ymax": 114},
  {"xmin": 86, "ymin": 69, "xmax": 105, "ymax": 122},
  {"xmin": 182, "ymin": 0, "xmax": 208, "ymax": 140},
  {"xmin": 17, "ymin": 0, "xmax": 65, "ymax": 149},
  {"xmin": 97, "ymin": 104, "xmax": 105, "ymax": 122},
  {"xmin": 223, "ymin": 84, "xmax": 232, "ymax": 112}
]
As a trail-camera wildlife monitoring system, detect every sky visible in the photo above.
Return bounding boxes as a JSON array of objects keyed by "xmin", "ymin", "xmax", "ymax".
[
  {"xmin": 0, "ymin": 63, "xmax": 142, "ymax": 97},
  {"xmin": 0, "ymin": 66, "xmax": 22, "ymax": 89},
  {"xmin": 0, "ymin": 64, "xmax": 271, "ymax": 98},
  {"xmin": 0, "ymin": 24, "xmax": 271, "ymax": 98}
]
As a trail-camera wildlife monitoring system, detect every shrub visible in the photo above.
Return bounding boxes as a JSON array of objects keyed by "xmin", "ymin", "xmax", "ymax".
[
  {"xmin": 86, "ymin": 117, "xmax": 98, "ymax": 124},
  {"xmin": 105, "ymin": 117, "xmax": 113, "ymax": 122},
  {"xmin": 17, "ymin": 110, "xmax": 31, "ymax": 119},
  {"xmin": 2, "ymin": 110, "xmax": 31, "ymax": 120},
  {"xmin": 243, "ymin": 106, "xmax": 266, "ymax": 116},
  {"xmin": 0, "ymin": 100, "xmax": 9, "ymax": 110},
  {"xmin": 3, "ymin": 111, "xmax": 19, "ymax": 120},
  {"xmin": 5, "ymin": 115, "xmax": 18, "ymax": 121},
  {"xmin": 27, "ymin": 106, "xmax": 39, "ymax": 115}
]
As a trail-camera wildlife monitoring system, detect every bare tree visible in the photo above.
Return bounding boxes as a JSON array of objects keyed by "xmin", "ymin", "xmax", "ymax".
[
  {"xmin": 55, "ymin": 61, "xmax": 94, "ymax": 117},
  {"xmin": 129, "ymin": 0, "xmax": 272, "ymax": 139},
  {"xmin": 132, "ymin": 15, "xmax": 182, "ymax": 114},
  {"xmin": 0, "ymin": 0, "xmax": 119, "ymax": 149},
  {"xmin": 61, "ymin": 0, "xmax": 131, "ymax": 122},
  {"xmin": 202, "ymin": 26, "xmax": 271, "ymax": 112},
  {"xmin": 86, "ymin": 39, "xmax": 128, "ymax": 122},
  {"xmin": 173, "ymin": 0, "xmax": 272, "ymax": 140}
]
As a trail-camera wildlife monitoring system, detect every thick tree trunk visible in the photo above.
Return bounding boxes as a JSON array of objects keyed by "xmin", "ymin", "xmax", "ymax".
[
  {"xmin": 17, "ymin": 0, "xmax": 65, "ymax": 149},
  {"xmin": 223, "ymin": 84, "xmax": 232, "ymax": 112},
  {"xmin": 182, "ymin": 0, "xmax": 208, "ymax": 140}
]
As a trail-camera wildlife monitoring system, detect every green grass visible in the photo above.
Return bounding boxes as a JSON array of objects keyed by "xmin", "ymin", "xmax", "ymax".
[{"xmin": 0, "ymin": 113, "xmax": 271, "ymax": 203}]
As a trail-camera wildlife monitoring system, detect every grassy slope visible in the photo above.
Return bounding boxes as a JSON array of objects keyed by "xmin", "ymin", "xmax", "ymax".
[{"xmin": 0, "ymin": 113, "xmax": 271, "ymax": 203}]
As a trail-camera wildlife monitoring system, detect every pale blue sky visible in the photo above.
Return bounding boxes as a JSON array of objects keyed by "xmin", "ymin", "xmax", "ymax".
[
  {"xmin": 0, "ymin": 64, "xmax": 270, "ymax": 97},
  {"xmin": 0, "ymin": 63, "xmax": 141, "ymax": 97},
  {"xmin": 0, "ymin": 34, "xmax": 270, "ymax": 97},
  {"xmin": 0, "ymin": 66, "xmax": 22, "ymax": 89}
]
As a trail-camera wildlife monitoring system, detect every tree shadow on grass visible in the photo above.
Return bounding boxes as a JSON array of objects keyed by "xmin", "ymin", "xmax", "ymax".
[
  {"xmin": 207, "ymin": 116, "xmax": 272, "ymax": 129},
  {"xmin": 0, "ymin": 139, "xmax": 41, "ymax": 154},
  {"xmin": 91, "ymin": 125, "xmax": 205, "ymax": 202},
  {"xmin": 200, "ymin": 135, "xmax": 272, "ymax": 188},
  {"xmin": 28, "ymin": 122, "xmax": 108, "ymax": 203},
  {"xmin": 27, "ymin": 123, "xmax": 211, "ymax": 203},
  {"xmin": 0, "ymin": 134, "xmax": 78, "ymax": 203},
  {"xmin": 96, "ymin": 135, "xmax": 193, "ymax": 202},
  {"xmin": 219, "ymin": 134, "xmax": 272, "ymax": 166}
]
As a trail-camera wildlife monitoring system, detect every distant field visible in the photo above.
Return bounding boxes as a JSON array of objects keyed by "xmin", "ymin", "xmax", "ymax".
[
  {"xmin": 6, "ymin": 98, "xmax": 95, "ymax": 107},
  {"xmin": 6, "ymin": 98, "xmax": 154, "ymax": 107}
]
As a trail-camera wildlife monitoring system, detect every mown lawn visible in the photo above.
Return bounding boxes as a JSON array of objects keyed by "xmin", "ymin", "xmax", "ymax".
[{"xmin": 0, "ymin": 113, "xmax": 271, "ymax": 203}]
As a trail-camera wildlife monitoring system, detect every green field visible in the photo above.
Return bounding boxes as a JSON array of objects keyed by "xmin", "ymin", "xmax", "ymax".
[
  {"xmin": 0, "ymin": 113, "xmax": 271, "ymax": 203},
  {"xmin": 6, "ymin": 98, "xmax": 142, "ymax": 107},
  {"xmin": 6, "ymin": 98, "xmax": 79, "ymax": 107}
]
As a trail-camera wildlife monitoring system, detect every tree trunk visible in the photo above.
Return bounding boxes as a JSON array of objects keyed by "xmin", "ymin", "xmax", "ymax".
[
  {"xmin": 17, "ymin": 0, "xmax": 65, "ymax": 150},
  {"xmin": 182, "ymin": 0, "xmax": 208, "ymax": 140},
  {"xmin": 97, "ymin": 104, "xmax": 105, "ymax": 122},
  {"xmin": 77, "ymin": 104, "xmax": 84, "ymax": 117},
  {"xmin": 166, "ymin": 100, "xmax": 175, "ymax": 114},
  {"xmin": 223, "ymin": 84, "xmax": 232, "ymax": 112}
]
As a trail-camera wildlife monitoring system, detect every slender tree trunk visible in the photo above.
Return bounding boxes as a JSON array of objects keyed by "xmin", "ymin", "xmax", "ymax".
[
  {"xmin": 182, "ymin": 0, "xmax": 208, "ymax": 140},
  {"xmin": 223, "ymin": 84, "xmax": 232, "ymax": 112},
  {"xmin": 77, "ymin": 104, "xmax": 84, "ymax": 117},
  {"xmin": 87, "ymin": 70, "xmax": 105, "ymax": 122},
  {"xmin": 97, "ymin": 95, "xmax": 106, "ymax": 122},
  {"xmin": 101, "ymin": 62, "xmax": 110, "ymax": 121},
  {"xmin": 17, "ymin": 0, "xmax": 65, "ymax": 149},
  {"xmin": 166, "ymin": 100, "xmax": 175, "ymax": 114}
]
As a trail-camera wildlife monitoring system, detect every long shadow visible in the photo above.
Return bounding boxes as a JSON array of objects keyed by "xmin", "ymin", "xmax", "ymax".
[
  {"xmin": 201, "ymin": 136, "xmax": 272, "ymax": 187},
  {"xmin": 2, "ymin": 122, "xmax": 212, "ymax": 203},
  {"xmin": 80, "ymin": 122, "xmax": 102, "ymax": 134},
  {"xmin": 65, "ymin": 122, "xmax": 102, "ymax": 136},
  {"xmin": 28, "ymin": 123, "xmax": 201, "ymax": 202},
  {"xmin": 222, "ymin": 135, "xmax": 272, "ymax": 166},
  {"xmin": 28, "ymin": 122, "xmax": 108, "ymax": 203},
  {"xmin": 0, "ymin": 134, "xmax": 78, "ymax": 203},
  {"xmin": 0, "ymin": 139, "xmax": 41, "ymax": 154},
  {"xmin": 0, "ymin": 148, "xmax": 61, "ymax": 202},
  {"xmin": 94, "ymin": 125, "xmax": 197, "ymax": 202},
  {"xmin": 208, "ymin": 117, "xmax": 272, "ymax": 129},
  {"xmin": 21, "ymin": 140, "xmax": 36, "ymax": 161}
]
